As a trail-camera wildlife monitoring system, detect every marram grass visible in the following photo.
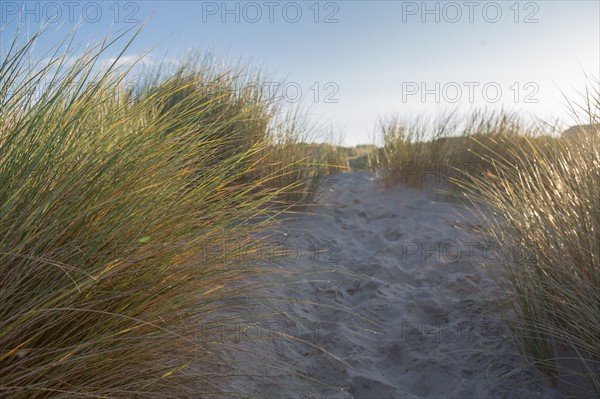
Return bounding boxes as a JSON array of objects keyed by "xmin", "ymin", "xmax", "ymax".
[
  {"xmin": 461, "ymin": 130, "xmax": 600, "ymax": 395},
  {"xmin": 370, "ymin": 110, "xmax": 553, "ymax": 189},
  {"xmin": 0, "ymin": 27, "xmax": 339, "ymax": 398},
  {"xmin": 373, "ymin": 91, "xmax": 600, "ymax": 395}
]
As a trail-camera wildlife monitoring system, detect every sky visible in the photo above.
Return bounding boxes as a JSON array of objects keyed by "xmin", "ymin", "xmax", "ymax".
[{"xmin": 1, "ymin": 0, "xmax": 599, "ymax": 145}]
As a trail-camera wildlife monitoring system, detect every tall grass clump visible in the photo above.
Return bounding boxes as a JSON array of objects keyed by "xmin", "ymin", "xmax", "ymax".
[
  {"xmin": 457, "ymin": 83, "xmax": 600, "ymax": 395},
  {"xmin": 135, "ymin": 53, "xmax": 275, "ymax": 166},
  {"xmin": 0, "ymin": 27, "xmax": 314, "ymax": 398},
  {"xmin": 371, "ymin": 110, "xmax": 553, "ymax": 190},
  {"xmin": 138, "ymin": 60, "xmax": 348, "ymax": 206}
]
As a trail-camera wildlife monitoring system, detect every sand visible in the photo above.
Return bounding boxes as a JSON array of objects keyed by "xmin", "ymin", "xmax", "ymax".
[{"xmin": 216, "ymin": 172, "xmax": 565, "ymax": 398}]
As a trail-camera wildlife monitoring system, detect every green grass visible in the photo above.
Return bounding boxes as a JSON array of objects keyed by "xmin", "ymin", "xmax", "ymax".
[{"xmin": 0, "ymin": 27, "xmax": 340, "ymax": 398}]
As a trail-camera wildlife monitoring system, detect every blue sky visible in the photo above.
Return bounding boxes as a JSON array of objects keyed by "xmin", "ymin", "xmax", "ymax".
[{"xmin": 1, "ymin": 1, "xmax": 599, "ymax": 145}]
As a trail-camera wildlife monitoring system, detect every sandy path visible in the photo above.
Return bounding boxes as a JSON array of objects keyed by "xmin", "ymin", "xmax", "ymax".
[{"xmin": 223, "ymin": 172, "xmax": 563, "ymax": 398}]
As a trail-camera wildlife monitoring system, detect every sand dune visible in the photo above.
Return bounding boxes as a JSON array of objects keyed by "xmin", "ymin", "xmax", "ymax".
[{"xmin": 225, "ymin": 172, "xmax": 563, "ymax": 398}]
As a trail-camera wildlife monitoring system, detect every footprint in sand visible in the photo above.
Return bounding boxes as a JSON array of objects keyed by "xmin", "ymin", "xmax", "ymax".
[
  {"xmin": 382, "ymin": 227, "xmax": 403, "ymax": 241},
  {"xmin": 406, "ymin": 296, "xmax": 450, "ymax": 325},
  {"xmin": 357, "ymin": 210, "xmax": 370, "ymax": 221},
  {"xmin": 445, "ymin": 274, "xmax": 483, "ymax": 298},
  {"xmin": 345, "ymin": 279, "xmax": 385, "ymax": 301}
]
